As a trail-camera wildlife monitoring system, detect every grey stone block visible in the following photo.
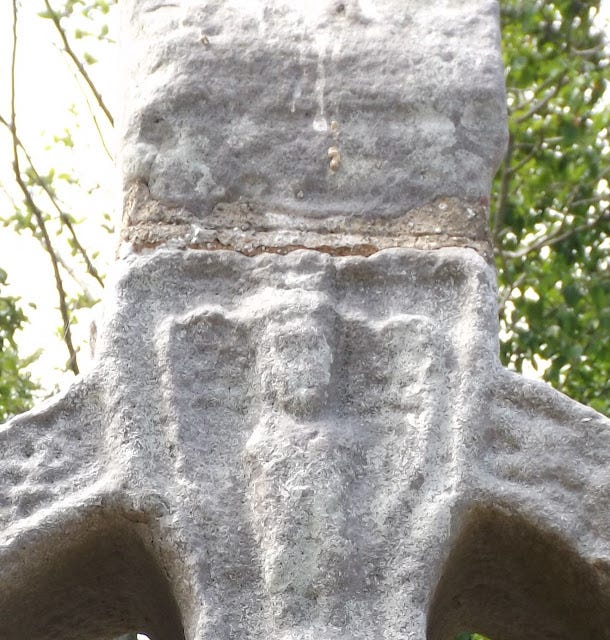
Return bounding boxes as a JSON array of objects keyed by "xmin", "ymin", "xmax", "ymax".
[{"xmin": 119, "ymin": 0, "xmax": 507, "ymax": 254}]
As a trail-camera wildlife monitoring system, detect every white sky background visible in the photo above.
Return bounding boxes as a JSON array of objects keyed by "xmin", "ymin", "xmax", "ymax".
[
  {"xmin": 0, "ymin": 0, "xmax": 118, "ymax": 395},
  {"xmin": 0, "ymin": 2, "xmax": 609, "ymax": 398}
]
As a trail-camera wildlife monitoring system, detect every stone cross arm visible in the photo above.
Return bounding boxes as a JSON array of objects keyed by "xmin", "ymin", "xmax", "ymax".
[{"xmin": 1, "ymin": 2, "xmax": 610, "ymax": 640}]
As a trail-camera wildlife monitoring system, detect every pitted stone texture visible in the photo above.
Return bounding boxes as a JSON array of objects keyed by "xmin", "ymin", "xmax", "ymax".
[
  {"xmin": 119, "ymin": 0, "xmax": 507, "ymax": 252},
  {"xmin": 1, "ymin": 248, "xmax": 610, "ymax": 640}
]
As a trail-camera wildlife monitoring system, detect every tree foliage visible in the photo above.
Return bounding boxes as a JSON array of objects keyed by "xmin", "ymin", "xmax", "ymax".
[
  {"xmin": 494, "ymin": 0, "xmax": 610, "ymax": 414},
  {"xmin": 0, "ymin": 267, "xmax": 36, "ymax": 422}
]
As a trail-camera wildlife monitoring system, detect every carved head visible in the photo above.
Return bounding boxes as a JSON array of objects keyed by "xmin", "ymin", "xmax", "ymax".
[{"xmin": 257, "ymin": 306, "xmax": 336, "ymax": 418}]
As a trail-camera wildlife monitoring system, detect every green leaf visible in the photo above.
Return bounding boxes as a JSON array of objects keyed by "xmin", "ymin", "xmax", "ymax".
[
  {"xmin": 0, "ymin": 266, "xmax": 38, "ymax": 421},
  {"xmin": 562, "ymin": 283, "xmax": 580, "ymax": 308}
]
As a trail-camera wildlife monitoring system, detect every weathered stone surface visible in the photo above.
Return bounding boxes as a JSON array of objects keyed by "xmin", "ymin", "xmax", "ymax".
[
  {"xmin": 2, "ymin": 2, "xmax": 610, "ymax": 639},
  {"xmin": 1, "ymin": 248, "xmax": 610, "ymax": 639},
  {"xmin": 120, "ymin": 0, "xmax": 507, "ymax": 253}
]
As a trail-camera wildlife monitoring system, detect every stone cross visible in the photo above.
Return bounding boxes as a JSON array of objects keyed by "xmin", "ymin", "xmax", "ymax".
[{"xmin": 2, "ymin": 2, "xmax": 610, "ymax": 639}]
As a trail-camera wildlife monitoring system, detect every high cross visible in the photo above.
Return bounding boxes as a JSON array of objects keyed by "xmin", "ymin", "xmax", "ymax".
[{"xmin": 1, "ymin": 2, "xmax": 610, "ymax": 639}]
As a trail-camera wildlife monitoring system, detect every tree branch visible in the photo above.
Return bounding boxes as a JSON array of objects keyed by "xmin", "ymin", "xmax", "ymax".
[
  {"xmin": 493, "ymin": 134, "xmax": 513, "ymax": 242},
  {"xmin": 514, "ymin": 70, "xmax": 569, "ymax": 125},
  {"xmin": 0, "ymin": 113, "xmax": 104, "ymax": 288},
  {"xmin": 497, "ymin": 271, "xmax": 527, "ymax": 319},
  {"xmin": 504, "ymin": 207, "xmax": 610, "ymax": 261},
  {"xmin": 506, "ymin": 139, "xmax": 543, "ymax": 177},
  {"xmin": 510, "ymin": 70, "xmax": 567, "ymax": 112},
  {"xmin": 43, "ymin": 0, "xmax": 114, "ymax": 127},
  {"xmin": 9, "ymin": 0, "xmax": 79, "ymax": 376}
]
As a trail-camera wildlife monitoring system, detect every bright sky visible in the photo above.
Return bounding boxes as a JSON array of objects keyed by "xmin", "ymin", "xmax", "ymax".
[
  {"xmin": 0, "ymin": 1, "xmax": 118, "ymax": 396},
  {"xmin": 0, "ymin": 1, "xmax": 609, "ymax": 398}
]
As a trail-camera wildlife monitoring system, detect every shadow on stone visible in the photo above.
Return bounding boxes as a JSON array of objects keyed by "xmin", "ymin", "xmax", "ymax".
[
  {"xmin": 0, "ymin": 518, "xmax": 184, "ymax": 640},
  {"xmin": 427, "ymin": 506, "xmax": 610, "ymax": 640}
]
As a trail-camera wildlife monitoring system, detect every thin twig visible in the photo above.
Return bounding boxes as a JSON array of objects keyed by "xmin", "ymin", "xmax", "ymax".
[
  {"xmin": 505, "ymin": 208, "xmax": 610, "ymax": 260},
  {"xmin": 493, "ymin": 135, "xmax": 513, "ymax": 242},
  {"xmin": 43, "ymin": 0, "xmax": 114, "ymax": 127},
  {"xmin": 510, "ymin": 71, "xmax": 567, "ymax": 112},
  {"xmin": 67, "ymin": 64, "xmax": 114, "ymax": 160},
  {"xmin": 571, "ymin": 45, "xmax": 605, "ymax": 58},
  {"xmin": 506, "ymin": 140, "xmax": 542, "ymax": 177},
  {"xmin": 0, "ymin": 112, "xmax": 104, "ymax": 288},
  {"xmin": 498, "ymin": 272, "xmax": 528, "ymax": 318},
  {"xmin": 514, "ymin": 71, "xmax": 568, "ymax": 125}
]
